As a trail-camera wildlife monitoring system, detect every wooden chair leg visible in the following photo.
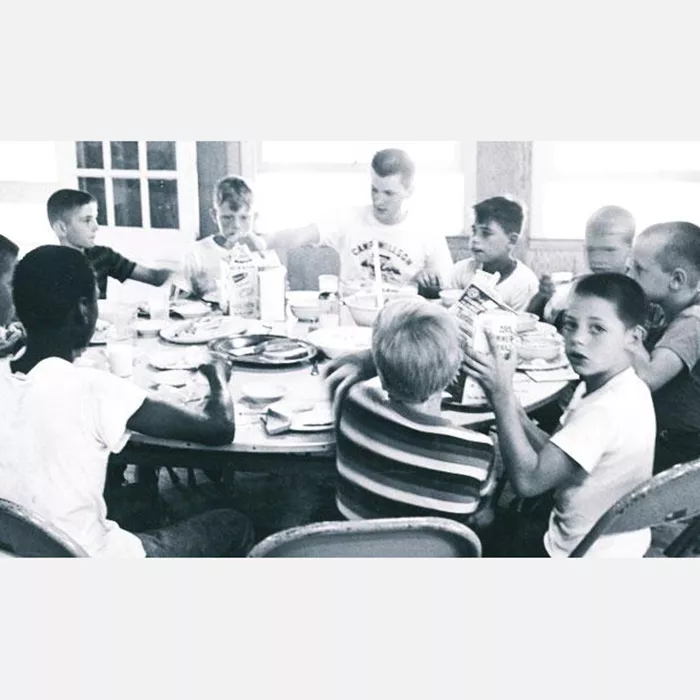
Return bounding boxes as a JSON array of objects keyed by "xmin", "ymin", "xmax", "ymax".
[
  {"xmin": 664, "ymin": 516, "xmax": 700, "ymax": 557},
  {"xmin": 187, "ymin": 469, "xmax": 197, "ymax": 489}
]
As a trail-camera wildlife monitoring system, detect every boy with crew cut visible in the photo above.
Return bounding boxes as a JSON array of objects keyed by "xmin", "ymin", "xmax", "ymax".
[
  {"xmin": 628, "ymin": 221, "xmax": 700, "ymax": 473},
  {"xmin": 464, "ymin": 273, "xmax": 655, "ymax": 557},
  {"xmin": 449, "ymin": 196, "xmax": 539, "ymax": 311},
  {"xmin": 47, "ymin": 189, "xmax": 173, "ymax": 299}
]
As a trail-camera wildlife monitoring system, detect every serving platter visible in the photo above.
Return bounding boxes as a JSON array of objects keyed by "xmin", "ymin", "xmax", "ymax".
[{"xmin": 209, "ymin": 334, "xmax": 318, "ymax": 367}]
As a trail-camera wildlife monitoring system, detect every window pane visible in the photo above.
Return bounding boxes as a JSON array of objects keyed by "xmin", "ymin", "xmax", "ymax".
[
  {"xmin": 146, "ymin": 142, "xmax": 177, "ymax": 170},
  {"xmin": 545, "ymin": 141, "xmax": 700, "ymax": 175},
  {"xmin": 260, "ymin": 141, "xmax": 460, "ymax": 169},
  {"xmin": 149, "ymin": 179, "xmax": 179, "ymax": 229},
  {"xmin": 110, "ymin": 141, "xmax": 139, "ymax": 170},
  {"xmin": 78, "ymin": 177, "xmax": 107, "ymax": 226},
  {"xmin": 76, "ymin": 141, "xmax": 104, "ymax": 170},
  {"xmin": 113, "ymin": 178, "xmax": 142, "ymax": 227}
]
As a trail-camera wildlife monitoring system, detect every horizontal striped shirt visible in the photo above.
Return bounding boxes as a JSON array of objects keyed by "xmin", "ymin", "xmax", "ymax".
[{"xmin": 336, "ymin": 381, "xmax": 496, "ymax": 522}]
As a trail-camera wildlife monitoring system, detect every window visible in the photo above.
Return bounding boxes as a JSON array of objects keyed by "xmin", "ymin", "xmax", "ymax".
[
  {"xmin": 532, "ymin": 141, "xmax": 700, "ymax": 240},
  {"xmin": 249, "ymin": 141, "xmax": 466, "ymax": 235},
  {"xmin": 75, "ymin": 141, "xmax": 183, "ymax": 230},
  {"xmin": 72, "ymin": 141, "xmax": 198, "ymax": 266}
]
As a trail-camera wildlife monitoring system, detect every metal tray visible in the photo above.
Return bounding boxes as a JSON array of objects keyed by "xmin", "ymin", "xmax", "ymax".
[{"xmin": 209, "ymin": 334, "xmax": 318, "ymax": 367}]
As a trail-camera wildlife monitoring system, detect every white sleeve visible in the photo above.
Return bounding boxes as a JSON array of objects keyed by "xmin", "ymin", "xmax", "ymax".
[
  {"xmin": 449, "ymin": 258, "xmax": 476, "ymax": 290},
  {"xmin": 549, "ymin": 400, "xmax": 613, "ymax": 475},
  {"xmin": 88, "ymin": 370, "xmax": 148, "ymax": 453},
  {"xmin": 316, "ymin": 211, "xmax": 344, "ymax": 250},
  {"xmin": 506, "ymin": 265, "xmax": 540, "ymax": 312},
  {"xmin": 426, "ymin": 234, "xmax": 455, "ymax": 284}
]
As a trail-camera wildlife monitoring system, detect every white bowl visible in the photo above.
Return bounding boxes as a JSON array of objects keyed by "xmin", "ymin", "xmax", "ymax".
[
  {"xmin": 307, "ymin": 326, "xmax": 374, "ymax": 359},
  {"xmin": 286, "ymin": 291, "xmax": 320, "ymax": 322},
  {"xmin": 241, "ymin": 382, "xmax": 287, "ymax": 405},
  {"xmin": 344, "ymin": 291, "xmax": 420, "ymax": 327},
  {"xmin": 439, "ymin": 289, "xmax": 463, "ymax": 308},
  {"xmin": 517, "ymin": 335, "xmax": 563, "ymax": 362},
  {"xmin": 133, "ymin": 319, "xmax": 166, "ymax": 337},
  {"xmin": 516, "ymin": 312, "xmax": 539, "ymax": 334}
]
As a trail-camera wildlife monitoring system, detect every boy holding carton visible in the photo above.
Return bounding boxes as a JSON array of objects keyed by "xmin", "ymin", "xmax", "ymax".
[
  {"xmin": 179, "ymin": 175, "xmax": 268, "ymax": 299},
  {"xmin": 628, "ymin": 222, "xmax": 700, "ymax": 473},
  {"xmin": 335, "ymin": 297, "xmax": 497, "ymax": 525},
  {"xmin": 464, "ymin": 273, "xmax": 655, "ymax": 557},
  {"xmin": 449, "ymin": 196, "xmax": 539, "ymax": 312}
]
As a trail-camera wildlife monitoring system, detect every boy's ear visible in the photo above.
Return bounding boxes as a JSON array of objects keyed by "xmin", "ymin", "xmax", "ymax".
[
  {"xmin": 209, "ymin": 207, "xmax": 218, "ymax": 225},
  {"xmin": 76, "ymin": 297, "xmax": 92, "ymax": 325},
  {"xmin": 626, "ymin": 324, "xmax": 646, "ymax": 348},
  {"xmin": 508, "ymin": 232, "xmax": 519, "ymax": 246},
  {"xmin": 51, "ymin": 219, "xmax": 66, "ymax": 240},
  {"xmin": 670, "ymin": 267, "xmax": 688, "ymax": 290}
]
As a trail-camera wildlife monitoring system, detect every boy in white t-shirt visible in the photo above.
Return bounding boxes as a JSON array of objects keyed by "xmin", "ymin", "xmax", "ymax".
[
  {"xmin": 464, "ymin": 273, "xmax": 656, "ymax": 557},
  {"xmin": 0, "ymin": 245, "xmax": 254, "ymax": 558},
  {"xmin": 448, "ymin": 197, "xmax": 539, "ymax": 311},
  {"xmin": 179, "ymin": 176, "xmax": 267, "ymax": 298},
  {"xmin": 263, "ymin": 149, "xmax": 454, "ymax": 297}
]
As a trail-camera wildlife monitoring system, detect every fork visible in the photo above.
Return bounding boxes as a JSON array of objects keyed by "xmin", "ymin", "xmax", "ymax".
[{"xmin": 310, "ymin": 358, "xmax": 320, "ymax": 376}]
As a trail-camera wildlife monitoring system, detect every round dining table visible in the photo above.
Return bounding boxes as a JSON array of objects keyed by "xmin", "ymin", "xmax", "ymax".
[{"xmin": 89, "ymin": 303, "xmax": 575, "ymax": 477}]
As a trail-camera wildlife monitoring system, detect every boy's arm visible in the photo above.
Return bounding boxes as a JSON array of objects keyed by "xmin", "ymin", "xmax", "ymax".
[
  {"xmin": 517, "ymin": 404, "xmax": 553, "ymax": 451},
  {"xmin": 127, "ymin": 361, "xmax": 235, "ymax": 446},
  {"xmin": 629, "ymin": 342, "xmax": 684, "ymax": 392},
  {"xmin": 463, "ymin": 333, "xmax": 583, "ymax": 498},
  {"xmin": 129, "ymin": 263, "xmax": 174, "ymax": 287}
]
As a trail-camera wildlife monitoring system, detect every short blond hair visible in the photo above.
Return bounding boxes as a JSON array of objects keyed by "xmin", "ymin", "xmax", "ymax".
[{"xmin": 372, "ymin": 298, "xmax": 462, "ymax": 403}]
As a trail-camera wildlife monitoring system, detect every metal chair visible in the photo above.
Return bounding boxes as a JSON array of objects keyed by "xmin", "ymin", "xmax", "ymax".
[
  {"xmin": 0, "ymin": 498, "xmax": 88, "ymax": 557},
  {"xmin": 570, "ymin": 457, "xmax": 700, "ymax": 557},
  {"xmin": 248, "ymin": 517, "xmax": 482, "ymax": 558}
]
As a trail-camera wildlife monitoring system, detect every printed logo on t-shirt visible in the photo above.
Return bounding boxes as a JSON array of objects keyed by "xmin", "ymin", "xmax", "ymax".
[{"xmin": 351, "ymin": 240, "xmax": 415, "ymax": 284}]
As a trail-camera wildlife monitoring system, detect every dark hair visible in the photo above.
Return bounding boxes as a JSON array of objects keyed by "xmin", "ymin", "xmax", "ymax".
[
  {"xmin": 13, "ymin": 245, "xmax": 97, "ymax": 331},
  {"xmin": 573, "ymin": 272, "xmax": 648, "ymax": 328},
  {"xmin": 642, "ymin": 222, "xmax": 700, "ymax": 283},
  {"xmin": 0, "ymin": 233, "xmax": 19, "ymax": 274},
  {"xmin": 47, "ymin": 189, "xmax": 96, "ymax": 226},
  {"xmin": 213, "ymin": 176, "xmax": 253, "ymax": 211},
  {"xmin": 371, "ymin": 149, "xmax": 416, "ymax": 188},
  {"xmin": 473, "ymin": 196, "xmax": 525, "ymax": 236}
]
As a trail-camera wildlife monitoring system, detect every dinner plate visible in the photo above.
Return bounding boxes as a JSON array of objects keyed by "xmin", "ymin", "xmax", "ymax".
[
  {"xmin": 160, "ymin": 316, "xmax": 248, "ymax": 345},
  {"xmin": 154, "ymin": 370, "xmax": 191, "ymax": 388},
  {"xmin": 289, "ymin": 403, "xmax": 334, "ymax": 432},
  {"xmin": 170, "ymin": 301, "xmax": 212, "ymax": 319},
  {"xmin": 209, "ymin": 335, "xmax": 318, "ymax": 366},
  {"xmin": 149, "ymin": 348, "xmax": 208, "ymax": 371},
  {"xmin": 517, "ymin": 353, "xmax": 570, "ymax": 371},
  {"xmin": 241, "ymin": 382, "xmax": 287, "ymax": 404},
  {"xmin": 306, "ymin": 327, "xmax": 373, "ymax": 360}
]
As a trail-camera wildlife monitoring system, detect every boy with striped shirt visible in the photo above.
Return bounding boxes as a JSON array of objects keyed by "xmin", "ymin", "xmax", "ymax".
[{"xmin": 335, "ymin": 298, "xmax": 496, "ymax": 523}]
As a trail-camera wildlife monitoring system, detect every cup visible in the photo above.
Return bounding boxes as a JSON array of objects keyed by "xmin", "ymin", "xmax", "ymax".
[
  {"xmin": 473, "ymin": 310, "xmax": 518, "ymax": 357},
  {"xmin": 148, "ymin": 285, "xmax": 171, "ymax": 322},
  {"xmin": 106, "ymin": 340, "xmax": 134, "ymax": 378},
  {"xmin": 111, "ymin": 303, "xmax": 137, "ymax": 341}
]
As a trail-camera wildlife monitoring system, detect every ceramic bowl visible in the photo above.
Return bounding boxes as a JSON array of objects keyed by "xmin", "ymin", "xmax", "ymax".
[{"xmin": 286, "ymin": 291, "xmax": 320, "ymax": 322}]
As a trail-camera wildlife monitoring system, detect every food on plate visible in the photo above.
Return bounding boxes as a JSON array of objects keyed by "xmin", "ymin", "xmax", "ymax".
[{"xmin": 261, "ymin": 338, "xmax": 311, "ymax": 361}]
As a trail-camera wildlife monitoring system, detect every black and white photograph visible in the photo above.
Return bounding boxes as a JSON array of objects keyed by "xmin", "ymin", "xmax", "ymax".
[{"xmin": 0, "ymin": 140, "xmax": 699, "ymax": 559}]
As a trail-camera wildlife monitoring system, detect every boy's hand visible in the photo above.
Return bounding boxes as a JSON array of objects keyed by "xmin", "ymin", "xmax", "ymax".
[
  {"xmin": 537, "ymin": 274, "xmax": 556, "ymax": 301},
  {"xmin": 462, "ymin": 329, "xmax": 518, "ymax": 399},
  {"xmin": 322, "ymin": 349, "xmax": 376, "ymax": 402},
  {"xmin": 0, "ymin": 322, "xmax": 26, "ymax": 359},
  {"xmin": 414, "ymin": 269, "xmax": 442, "ymax": 298}
]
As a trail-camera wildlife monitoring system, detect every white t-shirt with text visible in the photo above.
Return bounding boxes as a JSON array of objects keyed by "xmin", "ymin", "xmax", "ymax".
[{"xmin": 316, "ymin": 206, "xmax": 454, "ymax": 294}]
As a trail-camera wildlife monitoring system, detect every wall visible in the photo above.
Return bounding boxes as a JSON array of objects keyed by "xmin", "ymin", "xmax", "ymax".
[{"xmin": 196, "ymin": 142, "xmax": 243, "ymax": 238}]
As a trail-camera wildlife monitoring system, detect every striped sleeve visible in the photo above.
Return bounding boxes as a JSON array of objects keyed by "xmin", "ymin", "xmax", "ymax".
[{"xmin": 336, "ymin": 383, "xmax": 495, "ymax": 520}]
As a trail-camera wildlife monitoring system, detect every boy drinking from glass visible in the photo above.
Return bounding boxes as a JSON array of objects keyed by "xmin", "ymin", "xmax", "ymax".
[{"xmin": 464, "ymin": 273, "xmax": 655, "ymax": 557}]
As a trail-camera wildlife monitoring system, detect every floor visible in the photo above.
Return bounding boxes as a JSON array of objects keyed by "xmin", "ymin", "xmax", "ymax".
[{"xmin": 106, "ymin": 463, "xmax": 700, "ymax": 558}]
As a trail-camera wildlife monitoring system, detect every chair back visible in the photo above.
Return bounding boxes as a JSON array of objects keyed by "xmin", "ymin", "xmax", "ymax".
[
  {"xmin": 571, "ymin": 457, "xmax": 700, "ymax": 557},
  {"xmin": 0, "ymin": 498, "xmax": 89, "ymax": 557},
  {"xmin": 248, "ymin": 517, "xmax": 482, "ymax": 558}
]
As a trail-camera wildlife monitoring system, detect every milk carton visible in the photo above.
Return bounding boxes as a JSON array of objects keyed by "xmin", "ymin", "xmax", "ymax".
[{"xmin": 220, "ymin": 244, "xmax": 259, "ymax": 319}]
